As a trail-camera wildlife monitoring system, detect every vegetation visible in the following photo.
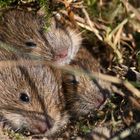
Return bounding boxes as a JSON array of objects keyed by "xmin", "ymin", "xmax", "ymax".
[{"xmin": 0, "ymin": 0, "xmax": 140, "ymax": 139}]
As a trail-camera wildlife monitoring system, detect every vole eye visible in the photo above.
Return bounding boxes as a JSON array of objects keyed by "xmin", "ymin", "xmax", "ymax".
[
  {"xmin": 65, "ymin": 74, "xmax": 79, "ymax": 84},
  {"xmin": 25, "ymin": 40, "xmax": 37, "ymax": 48},
  {"xmin": 19, "ymin": 92, "xmax": 30, "ymax": 103}
]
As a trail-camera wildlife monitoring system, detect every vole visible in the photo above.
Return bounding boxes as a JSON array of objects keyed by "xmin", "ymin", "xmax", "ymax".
[
  {"xmin": 0, "ymin": 7, "xmax": 107, "ymax": 120},
  {"xmin": 0, "ymin": 60, "xmax": 68, "ymax": 137},
  {"xmin": 0, "ymin": 8, "xmax": 81, "ymax": 65},
  {"xmin": 62, "ymin": 46, "xmax": 110, "ymax": 116}
]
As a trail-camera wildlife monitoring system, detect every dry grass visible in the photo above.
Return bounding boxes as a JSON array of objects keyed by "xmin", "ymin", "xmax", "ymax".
[{"xmin": 0, "ymin": 0, "xmax": 140, "ymax": 139}]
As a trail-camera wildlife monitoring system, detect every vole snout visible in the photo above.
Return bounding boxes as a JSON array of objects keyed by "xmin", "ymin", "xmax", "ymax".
[
  {"xmin": 31, "ymin": 120, "xmax": 48, "ymax": 134},
  {"xmin": 27, "ymin": 116, "xmax": 51, "ymax": 135}
]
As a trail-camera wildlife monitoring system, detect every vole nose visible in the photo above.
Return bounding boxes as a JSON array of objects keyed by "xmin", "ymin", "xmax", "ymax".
[
  {"xmin": 54, "ymin": 47, "xmax": 68, "ymax": 59},
  {"xmin": 32, "ymin": 121, "xmax": 48, "ymax": 134},
  {"xmin": 96, "ymin": 96, "xmax": 104, "ymax": 108},
  {"xmin": 95, "ymin": 92, "xmax": 106, "ymax": 109}
]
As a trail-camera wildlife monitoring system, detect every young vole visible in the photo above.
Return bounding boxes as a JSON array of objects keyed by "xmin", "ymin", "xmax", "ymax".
[
  {"xmin": 63, "ymin": 46, "xmax": 110, "ymax": 116},
  {"xmin": 0, "ymin": 9, "xmax": 81, "ymax": 65},
  {"xmin": 0, "ymin": 60, "xmax": 68, "ymax": 137}
]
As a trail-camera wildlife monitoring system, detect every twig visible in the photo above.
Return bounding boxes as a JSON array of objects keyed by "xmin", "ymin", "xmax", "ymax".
[
  {"xmin": 76, "ymin": 21, "xmax": 102, "ymax": 40},
  {"xmin": 110, "ymin": 122, "xmax": 140, "ymax": 140},
  {"xmin": 121, "ymin": 0, "xmax": 140, "ymax": 21},
  {"xmin": 60, "ymin": 10, "xmax": 103, "ymax": 41},
  {"xmin": 0, "ymin": 59, "xmax": 140, "ymax": 99},
  {"xmin": 57, "ymin": 64, "xmax": 140, "ymax": 99}
]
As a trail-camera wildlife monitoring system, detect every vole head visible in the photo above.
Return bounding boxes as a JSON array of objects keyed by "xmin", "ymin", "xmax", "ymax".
[
  {"xmin": 0, "ymin": 9, "xmax": 81, "ymax": 65},
  {"xmin": 45, "ymin": 17, "xmax": 81, "ymax": 65},
  {"xmin": 0, "ymin": 62, "xmax": 68, "ymax": 137},
  {"xmin": 62, "ymin": 47, "xmax": 108, "ymax": 116},
  {"xmin": 63, "ymin": 72, "xmax": 106, "ymax": 116}
]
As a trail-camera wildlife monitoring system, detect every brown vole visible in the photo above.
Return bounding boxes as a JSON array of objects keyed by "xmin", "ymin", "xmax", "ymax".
[
  {"xmin": 0, "ymin": 60, "xmax": 68, "ymax": 137},
  {"xmin": 63, "ymin": 46, "xmax": 110, "ymax": 116},
  {"xmin": 0, "ymin": 9, "xmax": 81, "ymax": 65}
]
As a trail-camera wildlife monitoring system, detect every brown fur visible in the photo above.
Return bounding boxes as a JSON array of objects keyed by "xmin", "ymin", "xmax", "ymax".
[
  {"xmin": 63, "ymin": 47, "xmax": 110, "ymax": 116},
  {"xmin": 0, "ymin": 60, "xmax": 68, "ymax": 137},
  {"xmin": 0, "ymin": 9, "xmax": 81, "ymax": 65}
]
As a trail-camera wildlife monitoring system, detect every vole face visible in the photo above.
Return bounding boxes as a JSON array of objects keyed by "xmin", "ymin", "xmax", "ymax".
[
  {"xmin": 63, "ymin": 72, "xmax": 106, "ymax": 116},
  {"xmin": 45, "ymin": 19, "xmax": 81, "ymax": 65},
  {"xmin": 63, "ymin": 47, "xmax": 108, "ymax": 116},
  {"xmin": 0, "ymin": 9, "xmax": 81, "ymax": 65},
  {"xmin": 0, "ymin": 63, "xmax": 68, "ymax": 136}
]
